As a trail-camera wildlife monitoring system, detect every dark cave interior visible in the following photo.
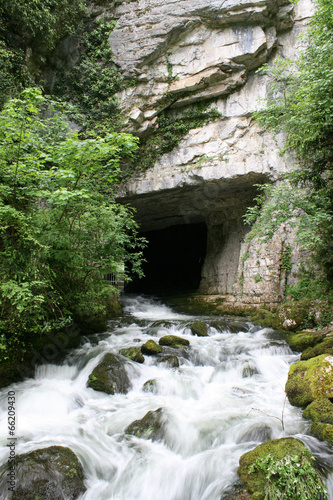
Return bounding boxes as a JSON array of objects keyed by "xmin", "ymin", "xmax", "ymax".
[{"xmin": 126, "ymin": 222, "xmax": 207, "ymax": 296}]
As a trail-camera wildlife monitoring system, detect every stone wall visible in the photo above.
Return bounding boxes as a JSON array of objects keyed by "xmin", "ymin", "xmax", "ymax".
[{"xmin": 110, "ymin": 0, "xmax": 314, "ymax": 303}]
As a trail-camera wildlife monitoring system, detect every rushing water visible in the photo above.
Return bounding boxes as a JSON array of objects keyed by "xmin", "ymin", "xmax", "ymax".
[{"xmin": 0, "ymin": 295, "xmax": 333, "ymax": 499}]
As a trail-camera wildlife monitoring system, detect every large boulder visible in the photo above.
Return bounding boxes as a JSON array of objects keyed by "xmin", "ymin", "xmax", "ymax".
[
  {"xmin": 159, "ymin": 335, "xmax": 190, "ymax": 348},
  {"xmin": 238, "ymin": 438, "xmax": 318, "ymax": 500},
  {"xmin": 190, "ymin": 321, "xmax": 208, "ymax": 337},
  {"xmin": 125, "ymin": 408, "xmax": 165, "ymax": 441},
  {"xmin": 0, "ymin": 446, "xmax": 86, "ymax": 500},
  {"xmin": 311, "ymin": 422, "xmax": 333, "ymax": 445},
  {"xmin": 286, "ymin": 330, "xmax": 325, "ymax": 352},
  {"xmin": 87, "ymin": 353, "xmax": 132, "ymax": 394},
  {"xmin": 285, "ymin": 355, "xmax": 333, "ymax": 407},
  {"xmin": 119, "ymin": 346, "xmax": 145, "ymax": 363},
  {"xmin": 141, "ymin": 339, "xmax": 162, "ymax": 355}
]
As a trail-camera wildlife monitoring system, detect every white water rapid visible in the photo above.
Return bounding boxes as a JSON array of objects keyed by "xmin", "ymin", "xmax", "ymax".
[{"xmin": 0, "ymin": 295, "xmax": 332, "ymax": 499}]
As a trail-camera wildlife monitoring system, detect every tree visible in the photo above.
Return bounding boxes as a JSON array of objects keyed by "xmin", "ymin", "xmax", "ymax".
[{"xmin": 0, "ymin": 88, "xmax": 145, "ymax": 356}]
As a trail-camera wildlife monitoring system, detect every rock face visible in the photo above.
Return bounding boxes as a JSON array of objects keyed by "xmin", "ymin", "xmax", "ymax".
[
  {"xmin": 0, "ymin": 446, "xmax": 86, "ymax": 500},
  {"xmin": 88, "ymin": 353, "xmax": 132, "ymax": 394},
  {"xmin": 110, "ymin": 0, "xmax": 314, "ymax": 304}
]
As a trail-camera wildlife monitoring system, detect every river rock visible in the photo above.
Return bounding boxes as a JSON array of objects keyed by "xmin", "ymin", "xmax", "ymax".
[
  {"xmin": 303, "ymin": 398, "xmax": 333, "ymax": 445},
  {"xmin": 303, "ymin": 397, "xmax": 333, "ymax": 424},
  {"xmin": 236, "ymin": 423, "xmax": 272, "ymax": 444},
  {"xmin": 158, "ymin": 355, "xmax": 179, "ymax": 368},
  {"xmin": 190, "ymin": 321, "xmax": 208, "ymax": 337},
  {"xmin": 159, "ymin": 335, "xmax": 190, "ymax": 348},
  {"xmin": 87, "ymin": 353, "xmax": 132, "ymax": 394},
  {"xmin": 301, "ymin": 335, "xmax": 333, "ymax": 360},
  {"xmin": 141, "ymin": 339, "xmax": 162, "ymax": 354},
  {"xmin": 125, "ymin": 408, "xmax": 165, "ymax": 441},
  {"xmin": 286, "ymin": 330, "xmax": 325, "ymax": 352},
  {"xmin": 0, "ymin": 445, "xmax": 86, "ymax": 500},
  {"xmin": 311, "ymin": 422, "xmax": 333, "ymax": 445},
  {"xmin": 237, "ymin": 437, "xmax": 315, "ymax": 500},
  {"xmin": 142, "ymin": 379, "xmax": 158, "ymax": 392},
  {"xmin": 285, "ymin": 355, "xmax": 333, "ymax": 407},
  {"xmin": 119, "ymin": 346, "xmax": 145, "ymax": 363}
]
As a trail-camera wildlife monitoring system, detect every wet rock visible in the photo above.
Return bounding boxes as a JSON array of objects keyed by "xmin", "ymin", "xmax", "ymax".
[
  {"xmin": 242, "ymin": 363, "xmax": 259, "ymax": 378},
  {"xmin": 0, "ymin": 445, "xmax": 86, "ymax": 500},
  {"xmin": 158, "ymin": 355, "xmax": 179, "ymax": 368},
  {"xmin": 190, "ymin": 321, "xmax": 208, "ymax": 337},
  {"xmin": 141, "ymin": 339, "xmax": 162, "ymax": 355},
  {"xmin": 301, "ymin": 335, "xmax": 333, "ymax": 360},
  {"xmin": 119, "ymin": 346, "xmax": 145, "ymax": 363},
  {"xmin": 159, "ymin": 335, "xmax": 190, "ymax": 348},
  {"xmin": 285, "ymin": 355, "xmax": 333, "ymax": 407},
  {"xmin": 311, "ymin": 422, "xmax": 333, "ymax": 445},
  {"xmin": 303, "ymin": 398, "xmax": 333, "ymax": 424},
  {"xmin": 142, "ymin": 379, "xmax": 158, "ymax": 392},
  {"xmin": 236, "ymin": 423, "xmax": 272, "ymax": 444},
  {"xmin": 125, "ymin": 408, "xmax": 165, "ymax": 441},
  {"xmin": 238, "ymin": 437, "xmax": 315, "ymax": 500},
  {"xmin": 87, "ymin": 353, "xmax": 132, "ymax": 394}
]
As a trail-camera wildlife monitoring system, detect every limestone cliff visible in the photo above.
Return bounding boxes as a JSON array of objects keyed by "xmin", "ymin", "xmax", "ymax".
[{"xmin": 103, "ymin": 0, "xmax": 314, "ymax": 304}]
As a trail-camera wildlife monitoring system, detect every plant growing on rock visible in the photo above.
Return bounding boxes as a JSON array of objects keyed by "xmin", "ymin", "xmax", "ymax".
[{"xmin": 248, "ymin": 454, "xmax": 328, "ymax": 500}]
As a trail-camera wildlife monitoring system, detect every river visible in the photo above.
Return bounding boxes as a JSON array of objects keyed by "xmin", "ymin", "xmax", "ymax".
[{"xmin": 0, "ymin": 295, "xmax": 332, "ymax": 499}]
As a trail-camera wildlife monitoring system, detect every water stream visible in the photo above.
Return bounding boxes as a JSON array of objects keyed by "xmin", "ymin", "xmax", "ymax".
[{"xmin": 0, "ymin": 295, "xmax": 332, "ymax": 499}]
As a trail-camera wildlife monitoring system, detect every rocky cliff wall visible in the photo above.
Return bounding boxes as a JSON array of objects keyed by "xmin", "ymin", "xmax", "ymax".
[{"xmin": 108, "ymin": 0, "xmax": 314, "ymax": 304}]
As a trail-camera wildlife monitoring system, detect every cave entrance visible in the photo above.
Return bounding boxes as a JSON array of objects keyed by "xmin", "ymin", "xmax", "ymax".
[{"xmin": 126, "ymin": 222, "xmax": 207, "ymax": 296}]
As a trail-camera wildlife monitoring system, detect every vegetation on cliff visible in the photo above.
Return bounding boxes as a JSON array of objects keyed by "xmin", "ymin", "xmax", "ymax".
[{"xmin": 246, "ymin": 0, "xmax": 333, "ymax": 302}]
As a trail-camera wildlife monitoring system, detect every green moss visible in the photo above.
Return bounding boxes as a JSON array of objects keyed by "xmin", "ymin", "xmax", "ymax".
[
  {"xmin": 286, "ymin": 331, "xmax": 325, "ymax": 352},
  {"xmin": 303, "ymin": 398, "xmax": 333, "ymax": 424},
  {"xmin": 119, "ymin": 346, "xmax": 145, "ymax": 363},
  {"xmin": 141, "ymin": 339, "xmax": 162, "ymax": 355},
  {"xmin": 251, "ymin": 308, "xmax": 281, "ymax": 330},
  {"xmin": 311, "ymin": 422, "xmax": 333, "ymax": 445},
  {"xmin": 285, "ymin": 355, "xmax": 333, "ymax": 407},
  {"xmin": 238, "ymin": 438, "xmax": 314, "ymax": 500},
  {"xmin": 87, "ymin": 352, "xmax": 131, "ymax": 394},
  {"xmin": 159, "ymin": 335, "xmax": 190, "ymax": 348},
  {"xmin": 301, "ymin": 335, "xmax": 333, "ymax": 360}
]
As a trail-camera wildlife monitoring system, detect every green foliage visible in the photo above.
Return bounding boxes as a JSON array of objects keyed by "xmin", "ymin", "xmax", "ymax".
[
  {"xmin": 133, "ymin": 103, "xmax": 222, "ymax": 174},
  {"xmin": 281, "ymin": 244, "xmax": 292, "ymax": 272},
  {"xmin": 248, "ymin": 0, "xmax": 333, "ymax": 295},
  {"xmin": 53, "ymin": 17, "xmax": 127, "ymax": 136},
  {"xmin": 0, "ymin": 88, "xmax": 145, "ymax": 357},
  {"xmin": 249, "ymin": 454, "xmax": 327, "ymax": 500}
]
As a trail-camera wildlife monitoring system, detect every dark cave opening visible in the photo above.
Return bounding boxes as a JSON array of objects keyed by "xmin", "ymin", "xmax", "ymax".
[{"xmin": 126, "ymin": 222, "xmax": 207, "ymax": 296}]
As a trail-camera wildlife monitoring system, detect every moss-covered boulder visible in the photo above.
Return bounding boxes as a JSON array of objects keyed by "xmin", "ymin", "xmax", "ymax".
[
  {"xmin": 303, "ymin": 397, "xmax": 333, "ymax": 424},
  {"xmin": 311, "ymin": 422, "xmax": 333, "ymax": 445},
  {"xmin": 190, "ymin": 321, "xmax": 208, "ymax": 337},
  {"xmin": 159, "ymin": 335, "xmax": 190, "ymax": 348},
  {"xmin": 301, "ymin": 335, "xmax": 333, "ymax": 360},
  {"xmin": 141, "ymin": 339, "xmax": 162, "ymax": 355},
  {"xmin": 286, "ymin": 331, "xmax": 325, "ymax": 352},
  {"xmin": 87, "ymin": 353, "xmax": 131, "ymax": 394},
  {"xmin": 119, "ymin": 346, "xmax": 145, "ymax": 363},
  {"xmin": 0, "ymin": 446, "xmax": 86, "ymax": 499},
  {"xmin": 285, "ymin": 355, "xmax": 333, "ymax": 407},
  {"xmin": 125, "ymin": 408, "xmax": 165, "ymax": 441},
  {"xmin": 238, "ymin": 438, "xmax": 314, "ymax": 500}
]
